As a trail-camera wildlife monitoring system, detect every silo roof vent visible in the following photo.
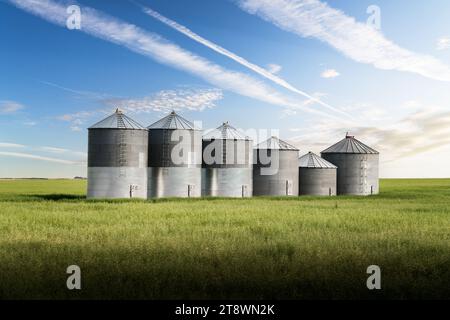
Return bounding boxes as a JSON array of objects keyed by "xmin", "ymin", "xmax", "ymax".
[
  {"xmin": 147, "ymin": 111, "xmax": 197, "ymax": 130},
  {"xmin": 88, "ymin": 109, "xmax": 145, "ymax": 129},
  {"xmin": 255, "ymin": 136, "xmax": 299, "ymax": 150},
  {"xmin": 203, "ymin": 122, "xmax": 250, "ymax": 140},
  {"xmin": 299, "ymin": 152, "xmax": 337, "ymax": 168},
  {"xmin": 321, "ymin": 134, "xmax": 379, "ymax": 154}
]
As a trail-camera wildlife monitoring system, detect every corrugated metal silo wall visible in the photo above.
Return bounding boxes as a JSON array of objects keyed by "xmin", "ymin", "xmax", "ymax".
[
  {"xmin": 321, "ymin": 153, "xmax": 379, "ymax": 195},
  {"xmin": 87, "ymin": 129, "xmax": 148, "ymax": 199},
  {"xmin": 253, "ymin": 149, "xmax": 299, "ymax": 196},
  {"xmin": 202, "ymin": 139, "xmax": 253, "ymax": 197},
  {"xmin": 147, "ymin": 129, "xmax": 202, "ymax": 198},
  {"xmin": 299, "ymin": 168, "xmax": 337, "ymax": 196}
]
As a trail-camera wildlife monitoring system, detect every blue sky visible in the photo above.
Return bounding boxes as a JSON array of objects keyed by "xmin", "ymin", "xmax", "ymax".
[{"xmin": 1, "ymin": 0, "xmax": 450, "ymax": 178}]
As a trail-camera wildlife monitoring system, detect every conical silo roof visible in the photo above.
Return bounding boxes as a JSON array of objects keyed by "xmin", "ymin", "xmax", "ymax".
[
  {"xmin": 203, "ymin": 122, "xmax": 250, "ymax": 140},
  {"xmin": 255, "ymin": 136, "xmax": 299, "ymax": 150},
  {"xmin": 299, "ymin": 152, "xmax": 337, "ymax": 168},
  {"xmin": 89, "ymin": 109, "xmax": 145, "ymax": 129},
  {"xmin": 147, "ymin": 111, "xmax": 197, "ymax": 130},
  {"xmin": 321, "ymin": 134, "xmax": 379, "ymax": 154}
]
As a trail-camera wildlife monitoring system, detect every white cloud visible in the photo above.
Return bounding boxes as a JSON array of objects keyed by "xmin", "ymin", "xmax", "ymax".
[
  {"xmin": 56, "ymin": 88, "xmax": 224, "ymax": 131},
  {"xmin": 70, "ymin": 126, "xmax": 82, "ymax": 132},
  {"xmin": 0, "ymin": 141, "xmax": 86, "ymax": 163},
  {"xmin": 290, "ymin": 107, "xmax": 450, "ymax": 161},
  {"xmin": 0, "ymin": 151, "xmax": 82, "ymax": 165},
  {"xmin": 0, "ymin": 100, "xmax": 24, "ymax": 114},
  {"xmin": 57, "ymin": 111, "xmax": 97, "ymax": 122},
  {"xmin": 321, "ymin": 69, "xmax": 340, "ymax": 79},
  {"xmin": 57, "ymin": 110, "xmax": 99, "ymax": 132},
  {"xmin": 7, "ymin": 0, "xmax": 344, "ymax": 119},
  {"xmin": 267, "ymin": 64, "xmax": 282, "ymax": 74},
  {"xmin": 142, "ymin": 6, "xmax": 346, "ymax": 117},
  {"xmin": 238, "ymin": 0, "xmax": 450, "ymax": 82},
  {"xmin": 40, "ymin": 146, "xmax": 87, "ymax": 158},
  {"xmin": 0, "ymin": 142, "xmax": 26, "ymax": 148},
  {"xmin": 41, "ymin": 146, "xmax": 69, "ymax": 154},
  {"xmin": 402, "ymin": 100, "xmax": 422, "ymax": 109},
  {"xmin": 436, "ymin": 37, "xmax": 450, "ymax": 51},
  {"xmin": 103, "ymin": 88, "xmax": 224, "ymax": 113}
]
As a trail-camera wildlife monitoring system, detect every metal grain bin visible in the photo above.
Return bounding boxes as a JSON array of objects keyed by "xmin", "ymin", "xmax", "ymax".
[
  {"xmin": 87, "ymin": 109, "xmax": 148, "ymax": 199},
  {"xmin": 147, "ymin": 111, "xmax": 202, "ymax": 198},
  {"xmin": 253, "ymin": 136, "xmax": 299, "ymax": 196},
  {"xmin": 321, "ymin": 134, "xmax": 379, "ymax": 196},
  {"xmin": 298, "ymin": 152, "xmax": 337, "ymax": 196},
  {"xmin": 202, "ymin": 122, "xmax": 253, "ymax": 197}
]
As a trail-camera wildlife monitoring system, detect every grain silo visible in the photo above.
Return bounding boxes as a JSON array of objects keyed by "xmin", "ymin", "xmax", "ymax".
[
  {"xmin": 298, "ymin": 152, "xmax": 337, "ymax": 196},
  {"xmin": 253, "ymin": 136, "xmax": 299, "ymax": 196},
  {"xmin": 202, "ymin": 122, "xmax": 253, "ymax": 197},
  {"xmin": 321, "ymin": 134, "xmax": 379, "ymax": 196},
  {"xmin": 87, "ymin": 109, "xmax": 148, "ymax": 199},
  {"xmin": 147, "ymin": 111, "xmax": 202, "ymax": 198}
]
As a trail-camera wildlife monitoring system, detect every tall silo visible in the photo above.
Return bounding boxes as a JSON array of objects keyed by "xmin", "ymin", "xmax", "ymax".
[
  {"xmin": 147, "ymin": 111, "xmax": 202, "ymax": 198},
  {"xmin": 253, "ymin": 136, "xmax": 299, "ymax": 196},
  {"xmin": 87, "ymin": 109, "xmax": 148, "ymax": 199},
  {"xmin": 321, "ymin": 134, "xmax": 379, "ymax": 196},
  {"xmin": 202, "ymin": 122, "xmax": 253, "ymax": 197},
  {"xmin": 298, "ymin": 152, "xmax": 337, "ymax": 196}
]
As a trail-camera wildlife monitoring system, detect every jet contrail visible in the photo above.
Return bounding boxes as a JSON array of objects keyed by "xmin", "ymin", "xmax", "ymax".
[
  {"xmin": 139, "ymin": 5, "xmax": 350, "ymax": 118},
  {"xmin": 7, "ymin": 0, "xmax": 343, "ymax": 120}
]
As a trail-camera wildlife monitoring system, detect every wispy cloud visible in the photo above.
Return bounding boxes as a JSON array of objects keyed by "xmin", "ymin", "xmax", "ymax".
[
  {"xmin": 238, "ymin": 0, "xmax": 450, "ymax": 82},
  {"xmin": 0, "ymin": 151, "xmax": 82, "ymax": 165},
  {"xmin": 436, "ymin": 37, "xmax": 450, "ymax": 51},
  {"xmin": 40, "ymin": 146, "xmax": 87, "ymax": 158},
  {"xmin": 0, "ymin": 100, "xmax": 24, "ymax": 114},
  {"xmin": 40, "ymin": 146, "xmax": 70, "ymax": 154},
  {"xmin": 39, "ymin": 80, "xmax": 113, "ymax": 100},
  {"xmin": 56, "ymin": 87, "xmax": 224, "ymax": 130},
  {"xmin": 267, "ymin": 63, "xmax": 282, "ymax": 74},
  {"xmin": 57, "ymin": 111, "xmax": 98, "ymax": 122},
  {"xmin": 321, "ymin": 69, "xmax": 340, "ymax": 79},
  {"xmin": 103, "ymin": 88, "xmax": 223, "ymax": 113},
  {"xmin": 0, "ymin": 141, "xmax": 86, "ymax": 165},
  {"xmin": 0, "ymin": 142, "xmax": 26, "ymax": 148},
  {"xmin": 7, "ymin": 0, "xmax": 341, "ymax": 119},
  {"xmin": 290, "ymin": 107, "xmax": 450, "ymax": 161},
  {"xmin": 141, "ymin": 5, "xmax": 348, "ymax": 117},
  {"xmin": 57, "ymin": 110, "xmax": 100, "ymax": 132},
  {"xmin": 23, "ymin": 121, "xmax": 37, "ymax": 126},
  {"xmin": 70, "ymin": 125, "xmax": 82, "ymax": 132}
]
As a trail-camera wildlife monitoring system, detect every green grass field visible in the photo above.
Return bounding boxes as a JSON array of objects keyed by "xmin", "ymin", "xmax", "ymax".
[{"xmin": 0, "ymin": 179, "xmax": 449, "ymax": 300}]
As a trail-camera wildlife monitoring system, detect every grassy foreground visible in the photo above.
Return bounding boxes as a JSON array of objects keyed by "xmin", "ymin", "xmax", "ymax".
[{"xmin": 0, "ymin": 179, "xmax": 449, "ymax": 300}]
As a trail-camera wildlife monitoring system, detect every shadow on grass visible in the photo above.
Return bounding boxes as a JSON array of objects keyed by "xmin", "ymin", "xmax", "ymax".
[
  {"xmin": 0, "ymin": 194, "xmax": 87, "ymax": 202},
  {"xmin": 0, "ymin": 193, "xmax": 401, "ymax": 203},
  {"xmin": 32, "ymin": 194, "xmax": 86, "ymax": 201},
  {"xmin": 0, "ymin": 242, "xmax": 449, "ymax": 299}
]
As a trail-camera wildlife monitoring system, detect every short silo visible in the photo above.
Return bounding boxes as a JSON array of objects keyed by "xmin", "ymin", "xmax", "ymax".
[
  {"xmin": 253, "ymin": 136, "xmax": 299, "ymax": 196},
  {"xmin": 147, "ymin": 111, "xmax": 202, "ymax": 198},
  {"xmin": 202, "ymin": 122, "xmax": 253, "ymax": 197},
  {"xmin": 321, "ymin": 134, "xmax": 379, "ymax": 196},
  {"xmin": 298, "ymin": 152, "xmax": 337, "ymax": 196},
  {"xmin": 87, "ymin": 109, "xmax": 148, "ymax": 199}
]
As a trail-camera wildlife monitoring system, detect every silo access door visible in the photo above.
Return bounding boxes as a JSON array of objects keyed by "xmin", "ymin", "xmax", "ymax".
[
  {"xmin": 286, "ymin": 180, "xmax": 293, "ymax": 196},
  {"xmin": 188, "ymin": 185, "xmax": 195, "ymax": 198},
  {"xmin": 129, "ymin": 184, "xmax": 139, "ymax": 198},
  {"xmin": 241, "ymin": 185, "xmax": 249, "ymax": 198}
]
